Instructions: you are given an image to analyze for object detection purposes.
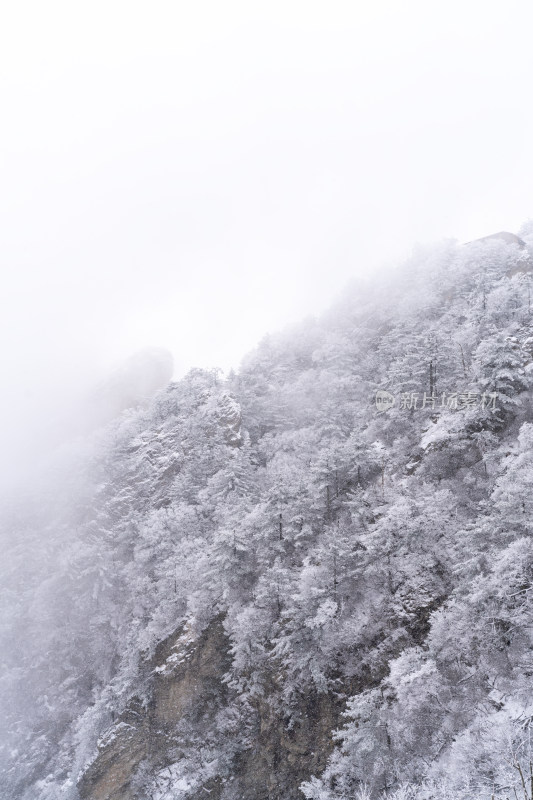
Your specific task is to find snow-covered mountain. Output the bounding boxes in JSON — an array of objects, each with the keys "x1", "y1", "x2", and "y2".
[{"x1": 3, "y1": 224, "x2": 533, "y2": 800}]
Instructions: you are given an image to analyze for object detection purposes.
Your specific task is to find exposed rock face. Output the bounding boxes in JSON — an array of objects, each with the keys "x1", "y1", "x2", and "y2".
[
  {"x1": 233, "y1": 688, "x2": 345, "y2": 800},
  {"x1": 77, "y1": 617, "x2": 345, "y2": 800},
  {"x1": 467, "y1": 231, "x2": 527, "y2": 248},
  {"x1": 78, "y1": 618, "x2": 231, "y2": 800}
]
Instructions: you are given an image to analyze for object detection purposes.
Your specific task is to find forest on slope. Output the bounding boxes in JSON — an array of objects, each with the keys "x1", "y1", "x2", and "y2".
[{"x1": 3, "y1": 225, "x2": 533, "y2": 799}]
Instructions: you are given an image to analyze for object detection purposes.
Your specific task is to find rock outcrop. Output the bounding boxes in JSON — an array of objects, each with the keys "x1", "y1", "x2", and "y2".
[
  {"x1": 78, "y1": 618, "x2": 231, "y2": 800},
  {"x1": 77, "y1": 616, "x2": 346, "y2": 800}
]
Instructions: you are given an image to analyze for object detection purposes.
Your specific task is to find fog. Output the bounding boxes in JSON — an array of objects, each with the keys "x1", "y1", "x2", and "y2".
[{"x1": 1, "y1": 0, "x2": 533, "y2": 481}]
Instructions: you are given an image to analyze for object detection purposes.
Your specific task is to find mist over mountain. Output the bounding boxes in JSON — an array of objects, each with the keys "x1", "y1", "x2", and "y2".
[
  {"x1": 3, "y1": 225, "x2": 533, "y2": 800},
  {"x1": 87, "y1": 348, "x2": 175, "y2": 428}
]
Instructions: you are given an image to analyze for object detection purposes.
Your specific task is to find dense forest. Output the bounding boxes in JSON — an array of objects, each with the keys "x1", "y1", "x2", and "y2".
[{"x1": 3, "y1": 224, "x2": 533, "y2": 799}]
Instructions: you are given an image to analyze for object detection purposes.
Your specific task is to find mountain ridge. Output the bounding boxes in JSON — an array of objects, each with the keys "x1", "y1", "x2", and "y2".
[{"x1": 3, "y1": 225, "x2": 533, "y2": 799}]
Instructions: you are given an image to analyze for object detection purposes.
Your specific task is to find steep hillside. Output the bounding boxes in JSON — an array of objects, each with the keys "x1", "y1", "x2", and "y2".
[{"x1": 3, "y1": 225, "x2": 533, "y2": 800}]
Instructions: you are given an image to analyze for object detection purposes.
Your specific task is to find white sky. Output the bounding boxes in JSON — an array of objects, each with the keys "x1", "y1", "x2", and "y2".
[{"x1": 1, "y1": 0, "x2": 533, "y2": 475}]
